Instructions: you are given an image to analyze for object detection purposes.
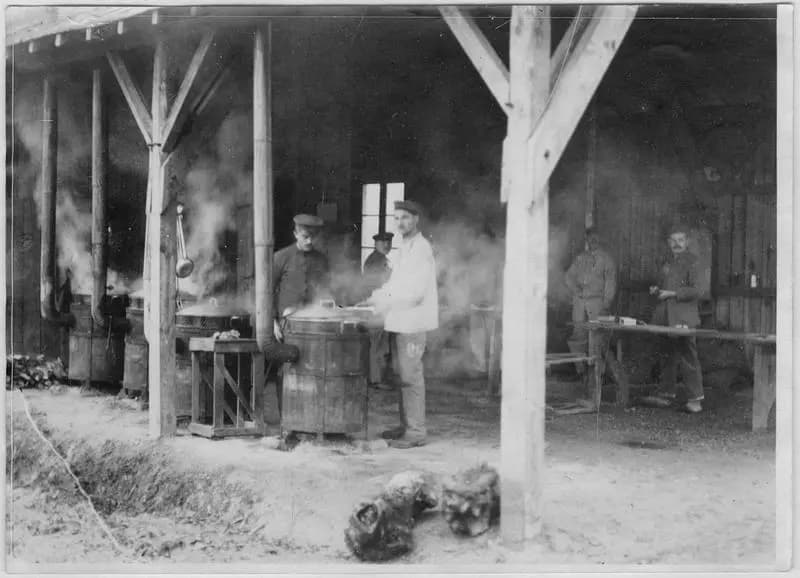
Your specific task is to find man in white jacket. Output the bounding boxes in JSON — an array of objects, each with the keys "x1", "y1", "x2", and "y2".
[{"x1": 364, "y1": 200, "x2": 438, "y2": 448}]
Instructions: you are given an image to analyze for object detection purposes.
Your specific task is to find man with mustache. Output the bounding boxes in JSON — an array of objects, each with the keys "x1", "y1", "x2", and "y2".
[{"x1": 650, "y1": 222, "x2": 704, "y2": 414}]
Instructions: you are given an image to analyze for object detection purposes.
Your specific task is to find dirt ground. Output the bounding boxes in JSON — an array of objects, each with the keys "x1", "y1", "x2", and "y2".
[{"x1": 5, "y1": 375, "x2": 777, "y2": 571}]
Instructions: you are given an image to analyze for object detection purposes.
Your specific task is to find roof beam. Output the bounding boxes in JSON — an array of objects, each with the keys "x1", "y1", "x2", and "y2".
[
  {"x1": 106, "y1": 50, "x2": 153, "y2": 143},
  {"x1": 162, "y1": 31, "x2": 215, "y2": 154},
  {"x1": 439, "y1": 6, "x2": 511, "y2": 113},
  {"x1": 526, "y1": 5, "x2": 637, "y2": 203}
]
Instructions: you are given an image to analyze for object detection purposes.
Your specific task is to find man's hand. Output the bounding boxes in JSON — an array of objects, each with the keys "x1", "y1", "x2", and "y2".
[
  {"x1": 658, "y1": 290, "x2": 677, "y2": 300},
  {"x1": 649, "y1": 285, "x2": 660, "y2": 296},
  {"x1": 273, "y1": 319, "x2": 284, "y2": 342}
]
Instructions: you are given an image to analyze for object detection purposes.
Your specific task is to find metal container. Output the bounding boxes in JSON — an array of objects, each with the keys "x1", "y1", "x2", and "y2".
[
  {"x1": 174, "y1": 300, "x2": 251, "y2": 418},
  {"x1": 68, "y1": 293, "x2": 126, "y2": 383},
  {"x1": 281, "y1": 308, "x2": 370, "y2": 436},
  {"x1": 122, "y1": 295, "x2": 147, "y2": 392}
]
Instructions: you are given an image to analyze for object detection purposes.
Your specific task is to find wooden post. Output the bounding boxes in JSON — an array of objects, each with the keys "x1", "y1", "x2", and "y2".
[
  {"x1": 147, "y1": 39, "x2": 177, "y2": 437},
  {"x1": 39, "y1": 77, "x2": 58, "y2": 320},
  {"x1": 585, "y1": 102, "x2": 596, "y2": 229},
  {"x1": 500, "y1": 5, "x2": 550, "y2": 548},
  {"x1": 91, "y1": 68, "x2": 108, "y2": 329},
  {"x1": 253, "y1": 25, "x2": 275, "y2": 351}
]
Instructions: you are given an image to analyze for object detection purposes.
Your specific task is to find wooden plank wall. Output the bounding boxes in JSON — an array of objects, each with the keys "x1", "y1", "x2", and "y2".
[{"x1": 713, "y1": 192, "x2": 776, "y2": 364}]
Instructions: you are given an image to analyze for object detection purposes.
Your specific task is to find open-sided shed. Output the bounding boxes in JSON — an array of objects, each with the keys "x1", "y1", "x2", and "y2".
[{"x1": 6, "y1": 3, "x2": 792, "y2": 548}]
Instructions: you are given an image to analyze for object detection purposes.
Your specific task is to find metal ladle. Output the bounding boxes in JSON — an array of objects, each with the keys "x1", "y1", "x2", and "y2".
[{"x1": 175, "y1": 203, "x2": 194, "y2": 278}]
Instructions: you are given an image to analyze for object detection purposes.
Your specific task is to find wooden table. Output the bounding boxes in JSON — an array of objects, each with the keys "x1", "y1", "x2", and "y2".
[
  {"x1": 188, "y1": 338, "x2": 265, "y2": 438},
  {"x1": 582, "y1": 321, "x2": 776, "y2": 431}
]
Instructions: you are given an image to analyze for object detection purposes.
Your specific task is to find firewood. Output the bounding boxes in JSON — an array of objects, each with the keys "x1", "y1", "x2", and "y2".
[
  {"x1": 7, "y1": 354, "x2": 67, "y2": 390},
  {"x1": 344, "y1": 470, "x2": 438, "y2": 562},
  {"x1": 441, "y1": 463, "x2": 500, "y2": 537}
]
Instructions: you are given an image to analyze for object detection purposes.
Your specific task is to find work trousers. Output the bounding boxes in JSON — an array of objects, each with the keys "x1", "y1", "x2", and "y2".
[
  {"x1": 390, "y1": 332, "x2": 427, "y2": 439},
  {"x1": 368, "y1": 329, "x2": 390, "y2": 383},
  {"x1": 658, "y1": 336, "x2": 704, "y2": 400}
]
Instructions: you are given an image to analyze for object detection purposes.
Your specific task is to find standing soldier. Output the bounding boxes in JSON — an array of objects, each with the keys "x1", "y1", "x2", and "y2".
[
  {"x1": 271, "y1": 214, "x2": 330, "y2": 412},
  {"x1": 362, "y1": 232, "x2": 394, "y2": 387},
  {"x1": 650, "y1": 222, "x2": 704, "y2": 413},
  {"x1": 363, "y1": 200, "x2": 438, "y2": 449},
  {"x1": 564, "y1": 227, "x2": 617, "y2": 381}
]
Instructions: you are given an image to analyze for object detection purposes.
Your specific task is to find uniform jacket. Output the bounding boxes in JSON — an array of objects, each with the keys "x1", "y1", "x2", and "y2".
[
  {"x1": 564, "y1": 248, "x2": 617, "y2": 308},
  {"x1": 370, "y1": 232, "x2": 438, "y2": 334},
  {"x1": 272, "y1": 244, "x2": 330, "y2": 318},
  {"x1": 651, "y1": 251, "x2": 701, "y2": 328}
]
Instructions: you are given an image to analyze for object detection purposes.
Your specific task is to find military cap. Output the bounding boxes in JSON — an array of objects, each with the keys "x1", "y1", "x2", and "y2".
[
  {"x1": 293, "y1": 214, "x2": 324, "y2": 227},
  {"x1": 394, "y1": 200, "x2": 422, "y2": 216},
  {"x1": 372, "y1": 232, "x2": 394, "y2": 241},
  {"x1": 665, "y1": 220, "x2": 691, "y2": 236}
]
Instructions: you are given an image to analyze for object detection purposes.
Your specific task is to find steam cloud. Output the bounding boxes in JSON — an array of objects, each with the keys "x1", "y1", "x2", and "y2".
[
  {"x1": 177, "y1": 113, "x2": 253, "y2": 302},
  {"x1": 10, "y1": 78, "x2": 141, "y2": 297}
]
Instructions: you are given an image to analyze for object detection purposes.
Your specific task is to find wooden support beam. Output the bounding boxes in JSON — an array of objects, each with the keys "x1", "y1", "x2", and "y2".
[
  {"x1": 147, "y1": 38, "x2": 177, "y2": 438},
  {"x1": 525, "y1": 5, "x2": 637, "y2": 204},
  {"x1": 499, "y1": 6, "x2": 594, "y2": 203},
  {"x1": 439, "y1": 6, "x2": 511, "y2": 112},
  {"x1": 500, "y1": 5, "x2": 550, "y2": 548},
  {"x1": 253, "y1": 25, "x2": 276, "y2": 351},
  {"x1": 162, "y1": 31, "x2": 215, "y2": 154},
  {"x1": 106, "y1": 51, "x2": 153, "y2": 143},
  {"x1": 161, "y1": 67, "x2": 230, "y2": 167},
  {"x1": 585, "y1": 101, "x2": 597, "y2": 229},
  {"x1": 91, "y1": 68, "x2": 109, "y2": 330}
]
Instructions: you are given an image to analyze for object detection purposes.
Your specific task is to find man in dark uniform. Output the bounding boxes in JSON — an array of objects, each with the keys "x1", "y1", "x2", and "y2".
[
  {"x1": 272, "y1": 214, "x2": 331, "y2": 338},
  {"x1": 270, "y1": 214, "x2": 330, "y2": 414},
  {"x1": 650, "y1": 222, "x2": 704, "y2": 413},
  {"x1": 362, "y1": 232, "x2": 393, "y2": 386},
  {"x1": 363, "y1": 232, "x2": 393, "y2": 295}
]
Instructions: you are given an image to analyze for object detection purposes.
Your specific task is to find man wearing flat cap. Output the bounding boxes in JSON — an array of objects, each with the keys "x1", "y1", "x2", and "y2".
[
  {"x1": 363, "y1": 200, "x2": 438, "y2": 449},
  {"x1": 273, "y1": 214, "x2": 331, "y2": 337},
  {"x1": 362, "y1": 232, "x2": 394, "y2": 386},
  {"x1": 650, "y1": 221, "x2": 704, "y2": 413}
]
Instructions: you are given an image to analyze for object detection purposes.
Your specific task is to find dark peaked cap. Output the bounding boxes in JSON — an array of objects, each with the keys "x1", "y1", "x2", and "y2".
[
  {"x1": 394, "y1": 200, "x2": 423, "y2": 215},
  {"x1": 373, "y1": 232, "x2": 394, "y2": 241},
  {"x1": 293, "y1": 214, "x2": 324, "y2": 227}
]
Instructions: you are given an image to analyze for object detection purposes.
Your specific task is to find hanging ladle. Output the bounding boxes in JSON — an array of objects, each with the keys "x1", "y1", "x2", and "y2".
[{"x1": 175, "y1": 203, "x2": 194, "y2": 278}]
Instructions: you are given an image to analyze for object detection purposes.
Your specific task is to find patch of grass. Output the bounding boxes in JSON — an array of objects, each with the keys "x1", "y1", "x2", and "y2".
[{"x1": 7, "y1": 406, "x2": 261, "y2": 531}]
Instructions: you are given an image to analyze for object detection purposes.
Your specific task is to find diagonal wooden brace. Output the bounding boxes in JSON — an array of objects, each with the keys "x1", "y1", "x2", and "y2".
[
  {"x1": 106, "y1": 50, "x2": 153, "y2": 143},
  {"x1": 439, "y1": 6, "x2": 511, "y2": 113},
  {"x1": 523, "y1": 5, "x2": 637, "y2": 206}
]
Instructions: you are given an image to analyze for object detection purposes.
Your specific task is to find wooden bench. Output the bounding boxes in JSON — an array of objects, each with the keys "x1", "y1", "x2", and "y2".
[{"x1": 188, "y1": 337, "x2": 266, "y2": 438}]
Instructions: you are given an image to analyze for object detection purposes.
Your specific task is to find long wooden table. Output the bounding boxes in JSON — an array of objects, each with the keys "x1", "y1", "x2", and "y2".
[{"x1": 582, "y1": 321, "x2": 776, "y2": 431}]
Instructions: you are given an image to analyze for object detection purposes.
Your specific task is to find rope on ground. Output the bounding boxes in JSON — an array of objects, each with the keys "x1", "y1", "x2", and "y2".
[{"x1": 16, "y1": 388, "x2": 131, "y2": 556}]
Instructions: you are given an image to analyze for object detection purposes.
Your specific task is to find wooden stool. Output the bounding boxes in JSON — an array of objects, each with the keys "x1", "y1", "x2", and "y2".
[{"x1": 188, "y1": 338, "x2": 265, "y2": 438}]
